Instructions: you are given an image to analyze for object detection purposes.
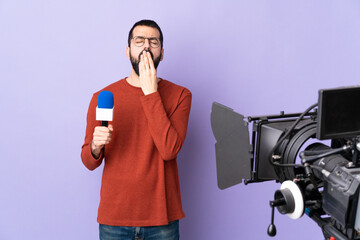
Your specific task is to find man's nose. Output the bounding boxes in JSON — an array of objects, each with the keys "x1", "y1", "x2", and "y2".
[{"x1": 143, "y1": 38, "x2": 151, "y2": 48}]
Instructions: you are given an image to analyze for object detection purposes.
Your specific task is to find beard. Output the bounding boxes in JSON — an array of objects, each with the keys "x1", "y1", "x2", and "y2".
[{"x1": 130, "y1": 49, "x2": 161, "y2": 76}]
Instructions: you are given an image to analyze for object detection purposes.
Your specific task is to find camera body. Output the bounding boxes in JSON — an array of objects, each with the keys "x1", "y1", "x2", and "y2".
[{"x1": 211, "y1": 86, "x2": 360, "y2": 240}]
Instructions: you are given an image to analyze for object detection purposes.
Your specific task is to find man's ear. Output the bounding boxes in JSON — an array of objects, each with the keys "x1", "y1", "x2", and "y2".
[
  {"x1": 160, "y1": 48, "x2": 164, "y2": 61},
  {"x1": 126, "y1": 46, "x2": 130, "y2": 59}
]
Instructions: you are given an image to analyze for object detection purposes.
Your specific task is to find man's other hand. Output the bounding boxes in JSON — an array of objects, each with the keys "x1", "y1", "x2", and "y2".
[{"x1": 91, "y1": 124, "x2": 113, "y2": 158}]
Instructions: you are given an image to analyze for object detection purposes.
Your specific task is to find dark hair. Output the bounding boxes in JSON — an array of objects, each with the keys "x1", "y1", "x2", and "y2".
[{"x1": 128, "y1": 19, "x2": 163, "y2": 49}]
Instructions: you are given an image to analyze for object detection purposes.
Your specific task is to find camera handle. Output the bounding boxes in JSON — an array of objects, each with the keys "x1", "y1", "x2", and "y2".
[
  {"x1": 267, "y1": 192, "x2": 295, "y2": 237},
  {"x1": 268, "y1": 194, "x2": 293, "y2": 237},
  {"x1": 267, "y1": 202, "x2": 278, "y2": 237}
]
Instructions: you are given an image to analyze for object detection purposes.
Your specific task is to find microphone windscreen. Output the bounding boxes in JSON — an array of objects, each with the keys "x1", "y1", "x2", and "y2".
[
  {"x1": 96, "y1": 91, "x2": 114, "y2": 122},
  {"x1": 98, "y1": 91, "x2": 114, "y2": 109}
]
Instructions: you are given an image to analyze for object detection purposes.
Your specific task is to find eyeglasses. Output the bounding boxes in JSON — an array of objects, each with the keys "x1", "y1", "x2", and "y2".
[{"x1": 132, "y1": 36, "x2": 161, "y2": 48}]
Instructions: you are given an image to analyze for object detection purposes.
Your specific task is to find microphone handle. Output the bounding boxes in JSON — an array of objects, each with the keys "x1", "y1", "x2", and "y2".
[{"x1": 101, "y1": 121, "x2": 108, "y2": 127}]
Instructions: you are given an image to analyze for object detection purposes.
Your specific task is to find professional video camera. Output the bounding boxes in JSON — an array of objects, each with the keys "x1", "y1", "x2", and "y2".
[{"x1": 211, "y1": 86, "x2": 360, "y2": 240}]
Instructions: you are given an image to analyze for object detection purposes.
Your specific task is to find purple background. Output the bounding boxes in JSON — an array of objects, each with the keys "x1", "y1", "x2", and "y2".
[{"x1": 2, "y1": 1, "x2": 360, "y2": 239}]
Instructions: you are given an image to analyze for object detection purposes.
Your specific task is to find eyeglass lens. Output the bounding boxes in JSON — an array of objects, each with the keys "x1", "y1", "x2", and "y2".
[{"x1": 133, "y1": 37, "x2": 160, "y2": 48}]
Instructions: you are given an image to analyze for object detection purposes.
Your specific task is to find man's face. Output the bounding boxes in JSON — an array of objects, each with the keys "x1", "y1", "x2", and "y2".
[{"x1": 127, "y1": 26, "x2": 163, "y2": 76}]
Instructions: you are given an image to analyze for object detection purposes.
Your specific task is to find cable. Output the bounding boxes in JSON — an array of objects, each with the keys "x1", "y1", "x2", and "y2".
[
  {"x1": 301, "y1": 145, "x2": 351, "y2": 164},
  {"x1": 268, "y1": 103, "x2": 318, "y2": 168}
]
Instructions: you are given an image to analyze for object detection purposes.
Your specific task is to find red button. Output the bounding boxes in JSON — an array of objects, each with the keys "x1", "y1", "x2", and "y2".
[{"x1": 330, "y1": 236, "x2": 336, "y2": 240}]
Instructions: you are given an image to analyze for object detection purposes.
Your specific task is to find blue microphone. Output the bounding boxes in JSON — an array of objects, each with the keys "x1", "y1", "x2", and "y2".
[{"x1": 96, "y1": 91, "x2": 114, "y2": 127}]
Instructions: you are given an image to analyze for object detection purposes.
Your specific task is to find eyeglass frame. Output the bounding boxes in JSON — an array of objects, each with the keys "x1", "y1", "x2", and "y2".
[{"x1": 131, "y1": 36, "x2": 162, "y2": 48}]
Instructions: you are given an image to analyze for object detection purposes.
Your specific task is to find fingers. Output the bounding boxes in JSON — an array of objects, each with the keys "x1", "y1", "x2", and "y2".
[
  {"x1": 146, "y1": 51, "x2": 155, "y2": 71},
  {"x1": 143, "y1": 52, "x2": 149, "y2": 70},
  {"x1": 139, "y1": 51, "x2": 158, "y2": 95},
  {"x1": 140, "y1": 51, "x2": 155, "y2": 71},
  {"x1": 94, "y1": 126, "x2": 111, "y2": 133},
  {"x1": 139, "y1": 52, "x2": 149, "y2": 78},
  {"x1": 139, "y1": 54, "x2": 144, "y2": 75},
  {"x1": 93, "y1": 126, "x2": 113, "y2": 147},
  {"x1": 93, "y1": 126, "x2": 112, "y2": 138}
]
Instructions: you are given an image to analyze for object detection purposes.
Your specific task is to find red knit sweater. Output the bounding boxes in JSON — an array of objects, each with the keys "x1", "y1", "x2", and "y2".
[{"x1": 81, "y1": 78, "x2": 192, "y2": 226}]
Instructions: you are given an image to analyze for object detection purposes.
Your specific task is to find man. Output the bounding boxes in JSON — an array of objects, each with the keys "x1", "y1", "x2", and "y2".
[{"x1": 81, "y1": 19, "x2": 192, "y2": 240}]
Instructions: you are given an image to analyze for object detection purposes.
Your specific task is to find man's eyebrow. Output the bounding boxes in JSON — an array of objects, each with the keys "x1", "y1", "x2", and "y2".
[{"x1": 134, "y1": 36, "x2": 159, "y2": 39}]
